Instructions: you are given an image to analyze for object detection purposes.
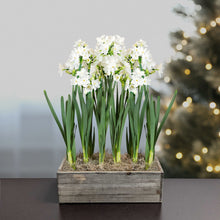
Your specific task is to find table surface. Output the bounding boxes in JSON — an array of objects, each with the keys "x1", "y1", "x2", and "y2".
[{"x1": 0, "y1": 178, "x2": 220, "y2": 220}]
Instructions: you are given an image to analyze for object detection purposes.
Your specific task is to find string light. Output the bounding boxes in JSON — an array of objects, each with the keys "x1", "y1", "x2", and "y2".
[
  {"x1": 184, "y1": 69, "x2": 191, "y2": 75},
  {"x1": 186, "y1": 97, "x2": 192, "y2": 104},
  {"x1": 210, "y1": 20, "x2": 217, "y2": 27},
  {"x1": 164, "y1": 144, "x2": 170, "y2": 149},
  {"x1": 165, "y1": 129, "x2": 172, "y2": 136},
  {"x1": 193, "y1": 154, "x2": 201, "y2": 162},
  {"x1": 218, "y1": 131, "x2": 220, "y2": 137},
  {"x1": 213, "y1": 108, "x2": 220, "y2": 115},
  {"x1": 186, "y1": 55, "x2": 192, "y2": 62},
  {"x1": 209, "y1": 102, "x2": 216, "y2": 109},
  {"x1": 195, "y1": 4, "x2": 202, "y2": 11},
  {"x1": 176, "y1": 152, "x2": 183, "y2": 159},
  {"x1": 205, "y1": 63, "x2": 212, "y2": 70},
  {"x1": 214, "y1": 165, "x2": 220, "y2": 172},
  {"x1": 218, "y1": 86, "x2": 220, "y2": 92},
  {"x1": 216, "y1": 17, "x2": 220, "y2": 24},
  {"x1": 176, "y1": 44, "x2": 183, "y2": 51},
  {"x1": 199, "y1": 27, "x2": 207, "y2": 34},
  {"x1": 164, "y1": 76, "x2": 171, "y2": 83},
  {"x1": 183, "y1": 32, "x2": 189, "y2": 38},
  {"x1": 202, "y1": 147, "x2": 208, "y2": 154},
  {"x1": 155, "y1": 145, "x2": 161, "y2": 152},
  {"x1": 206, "y1": 165, "x2": 213, "y2": 172},
  {"x1": 181, "y1": 40, "x2": 187, "y2": 45},
  {"x1": 182, "y1": 101, "x2": 189, "y2": 108}
]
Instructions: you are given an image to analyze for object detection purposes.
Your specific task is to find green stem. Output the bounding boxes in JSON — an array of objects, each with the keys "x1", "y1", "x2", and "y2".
[
  {"x1": 132, "y1": 148, "x2": 139, "y2": 162},
  {"x1": 82, "y1": 147, "x2": 89, "y2": 163},
  {"x1": 67, "y1": 150, "x2": 73, "y2": 166},
  {"x1": 115, "y1": 151, "x2": 121, "y2": 163},
  {"x1": 148, "y1": 150, "x2": 154, "y2": 165},
  {"x1": 99, "y1": 151, "x2": 105, "y2": 164},
  {"x1": 145, "y1": 150, "x2": 154, "y2": 169}
]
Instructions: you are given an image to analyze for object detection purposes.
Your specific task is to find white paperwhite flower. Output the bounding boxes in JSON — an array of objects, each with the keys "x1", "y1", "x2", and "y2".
[
  {"x1": 75, "y1": 46, "x2": 91, "y2": 60},
  {"x1": 142, "y1": 76, "x2": 151, "y2": 86},
  {"x1": 79, "y1": 77, "x2": 90, "y2": 87},
  {"x1": 129, "y1": 83, "x2": 137, "y2": 94},
  {"x1": 102, "y1": 55, "x2": 119, "y2": 75},
  {"x1": 76, "y1": 68, "x2": 90, "y2": 77},
  {"x1": 58, "y1": 63, "x2": 64, "y2": 77},
  {"x1": 121, "y1": 61, "x2": 131, "y2": 76},
  {"x1": 157, "y1": 64, "x2": 163, "y2": 77},
  {"x1": 65, "y1": 51, "x2": 80, "y2": 70},
  {"x1": 115, "y1": 35, "x2": 125, "y2": 45},
  {"x1": 96, "y1": 35, "x2": 125, "y2": 56},
  {"x1": 84, "y1": 84, "x2": 92, "y2": 94},
  {"x1": 125, "y1": 79, "x2": 130, "y2": 91},
  {"x1": 131, "y1": 77, "x2": 143, "y2": 87},
  {"x1": 133, "y1": 68, "x2": 145, "y2": 77},
  {"x1": 90, "y1": 64, "x2": 98, "y2": 75},
  {"x1": 113, "y1": 74, "x2": 121, "y2": 82},
  {"x1": 75, "y1": 69, "x2": 91, "y2": 87},
  {"x1": 70, "y1": 76, "x2": 79, "y2": 86},
  {"x1": 74, "y1": 40, "x2": 88, "y2": 48},
  {"x1": 91, "y1": 79, "x2": 101, "y2": 90}
]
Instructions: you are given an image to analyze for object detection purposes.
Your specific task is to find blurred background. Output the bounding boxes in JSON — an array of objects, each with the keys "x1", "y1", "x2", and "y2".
[{"x1": 0, "y1": 0, "x2": 219, "y2": 177}]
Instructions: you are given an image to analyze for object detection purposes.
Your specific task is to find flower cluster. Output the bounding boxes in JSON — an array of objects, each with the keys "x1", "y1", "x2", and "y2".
[{"x1": 59, "y1": 35, "x2": 160, "y2": 94}]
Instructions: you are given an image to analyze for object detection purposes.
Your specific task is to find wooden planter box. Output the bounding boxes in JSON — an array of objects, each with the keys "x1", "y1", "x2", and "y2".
[{"x1": 57, "y1": 157, "x2": 163, "y2": 203}]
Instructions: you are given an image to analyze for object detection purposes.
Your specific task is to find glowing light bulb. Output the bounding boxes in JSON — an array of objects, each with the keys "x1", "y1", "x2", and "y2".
[
  {"x1": 209, "y1": 102, "x2": 216, "y2": 109},
  {"x1": 176, "y1": 44, "x2": 183, "y2": 51},
  {"x1": 195, "y1": 5, "x2": 202, "y2": 11},
  {"x1": 176, "y1": 152, "x2": 183, "y2": 159},
  {"x1": 164, "y1": 76, "x2": 171, "y2": 83},
  {"x1": 206, "y1": 165, "x2": 213, "y2": 172},
  {"x1": 164, "y1": 144, "x2": 170, "y2": 149},
  {"x1": 205, "y1": 63, "x2": 212, "y2": 70},
  {"x1": 218, "y1": 86, "x2": 220, "y2": 92},
  {"x1": 184, "y1": 69, "x2": 191, "y2": 75},
  {"x1": 165, "y1": 129, "x2": 172, "y2": 136},
  {"x1": 210, "y1": 20, "x2": 216, "y2": 27},
  {"x1": 183, "y1": 32, "x2": 188, "y2": 38},
  {"x1": 214, "y1": 165, "x2": 220, "y2": 172},
  {"x1": 193, "y1": 154, "x2": 201, "y2": 162},
  {"x1": 200, "y1": 27, "x2": 207, "y2": 34},
  {"x1": 213, "y1": 109, "x2": 220, "y2": 115},
  {"x1": 202, "y1": 147, "x2": 208, "y2": 154},
  {"x1": 186, "y1": 55, "x2": 192, "y2": 62},
  {"x1": 216, "y1": 17, "x2": 220, "y2": 24},
  {"x1": 182, "y1": 101, "x2": 189, "y2": 108},
  {"x1": 181, "y1": 40, "x2": 187, "y2": 45},
  {"x1": 186, "y1": 97, "x2": 192, "y2": 104},
  {"x1": 155, "y1": 145, "x2": 161, "y2": 152},
  {"x1": 218, "y1": 131, "x2": 220, "y2": 137}
]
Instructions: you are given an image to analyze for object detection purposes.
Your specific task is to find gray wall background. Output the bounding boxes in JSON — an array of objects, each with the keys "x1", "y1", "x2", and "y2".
[{"x1": 0, "y1": 0, "x2": 192, "y2": 177}]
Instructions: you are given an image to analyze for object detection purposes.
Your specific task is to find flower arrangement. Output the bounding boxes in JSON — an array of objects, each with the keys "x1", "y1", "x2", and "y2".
[{"x1": 44, "y1": 35, "x2": 177, "y2": 169}]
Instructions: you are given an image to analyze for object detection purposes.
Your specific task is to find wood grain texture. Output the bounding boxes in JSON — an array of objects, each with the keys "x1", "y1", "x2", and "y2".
[{"x1": 57, "y1": 157, "x2": 163, "y2": 203}]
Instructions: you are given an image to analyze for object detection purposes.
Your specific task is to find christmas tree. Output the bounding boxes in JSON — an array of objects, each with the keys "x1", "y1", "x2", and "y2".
[{"x1": 157, "y1": 0, "x2": 220, "y2": 178}]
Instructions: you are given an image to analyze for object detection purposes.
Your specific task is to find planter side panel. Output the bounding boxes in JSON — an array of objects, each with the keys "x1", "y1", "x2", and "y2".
[{"x1": 57, "y1": 160, "x2": 163, "y2": 203}]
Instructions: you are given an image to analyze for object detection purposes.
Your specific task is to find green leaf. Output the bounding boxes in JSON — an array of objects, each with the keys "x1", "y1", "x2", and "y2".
[
  {"x1": 60, "y1": 96, "x2": 66, "y2": 138},
  {"x1": 44, "y1": 90, "x2": 65, "y2": 141},
  {"x1": 155, "y1": 90, "x2": 177, "y2": 142},
  {"x1": 66, "y1": 95, "x2": 72, "y2": 151},
  {"x1": 149, "y1": 95, "x2": 156, "y2": 150}
]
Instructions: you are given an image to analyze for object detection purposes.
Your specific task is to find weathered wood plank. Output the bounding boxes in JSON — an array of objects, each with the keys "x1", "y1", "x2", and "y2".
[
  {"x1": 57, "y1": 173, "x2": 161, "y2": 184},
  {"x1": 58, "y1": 182, "x2": 160, "y2": 195},
  {"x1": 59, "y1": 194, "x2": 161, "y2": 203}
]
